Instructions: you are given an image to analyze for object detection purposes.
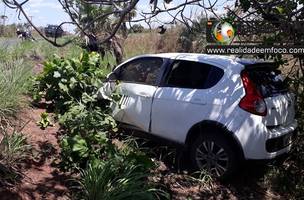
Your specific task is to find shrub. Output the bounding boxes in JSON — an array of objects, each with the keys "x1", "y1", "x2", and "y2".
[
  {"x1": 131, "y1": 24, "x2": 145, "y2": 33},
  {"x1": 32, "y1": 51, "x2": 117, "y2": 168},
  {"x1": 33, "y1": 51, "x2": 169, "y2": 198},
  {"x1": 59, "y1": 102, "x2": 117, "y2": 169},
  {"x1": 32, "y1": 51, "x2": 110, "y2": 113}
]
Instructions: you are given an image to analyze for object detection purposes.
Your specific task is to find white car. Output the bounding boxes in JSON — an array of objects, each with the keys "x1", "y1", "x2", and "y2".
[{"x1": 98, "y1": 53, "x2": 297, "y2": 178}]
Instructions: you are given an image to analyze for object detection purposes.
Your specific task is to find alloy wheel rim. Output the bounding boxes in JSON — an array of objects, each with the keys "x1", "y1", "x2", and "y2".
[{"x1": 195, "y1": 141, "x2": 229, "y2": 177}]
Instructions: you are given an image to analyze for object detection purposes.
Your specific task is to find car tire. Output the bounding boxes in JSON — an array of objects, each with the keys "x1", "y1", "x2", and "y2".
[{"x1": 189, "y1": 129, "x2": 240, "y2": 179}]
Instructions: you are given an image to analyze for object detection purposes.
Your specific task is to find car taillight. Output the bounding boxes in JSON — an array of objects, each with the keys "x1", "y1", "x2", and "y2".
[{"x1": 239, "y1": 71, "x2": 267, "y2": 116}]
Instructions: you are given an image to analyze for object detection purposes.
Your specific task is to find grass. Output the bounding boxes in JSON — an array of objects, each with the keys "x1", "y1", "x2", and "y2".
[
  {"x1": 79, "y1": 161, "x2": 157, "y2": 200},
  {"x1": 123, "y1": 32, "x2": 160, "y2": 58},
  {"x1": 0, "y1": 126, "x2": 31, "y2": 186},
  {"x1": 0, "y1": 32, "x2": 303, "y2": 199},
  {"x1": 0, "y1": 59, "x2": 32, "y2": 118},
  {"x1": 123, "y1": 27, "x2": 184, "y2": 59},
  {"x1": 0, "y1": 129, "x2": 30, "y2": 166},
  {"x1": 0, "y1": 38, "x2": 82, "y2": 119}
]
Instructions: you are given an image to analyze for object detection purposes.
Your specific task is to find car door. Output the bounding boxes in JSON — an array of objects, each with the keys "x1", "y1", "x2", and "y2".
[
  {"x1": 113, "y1": 57, "x2": 165, "y2": 132},
  {"x1": 150, "y1": 59, "x2": 225, "y2": 143}
]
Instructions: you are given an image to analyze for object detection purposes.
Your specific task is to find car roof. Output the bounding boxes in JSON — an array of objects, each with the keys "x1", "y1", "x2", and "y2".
[
  {"x1": 119, "y1": 53, "x2": 274, "y2": 73},
  {"x1": 139, "y1": 53, "x2": 272, "y2": 68}
]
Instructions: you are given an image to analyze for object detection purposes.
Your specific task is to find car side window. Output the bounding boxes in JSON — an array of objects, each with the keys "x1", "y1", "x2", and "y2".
[
  {"x1": 118, "y1": 57, "x2": 164, "y2": 85},
  {"x1": 166, "y1": 60, "x2": 224, "y2": 89}
]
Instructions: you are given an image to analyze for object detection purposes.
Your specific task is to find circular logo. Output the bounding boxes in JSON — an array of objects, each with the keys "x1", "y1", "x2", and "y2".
[{"x1": 212, "y1": 21, "x2": 235, "y2": 44}]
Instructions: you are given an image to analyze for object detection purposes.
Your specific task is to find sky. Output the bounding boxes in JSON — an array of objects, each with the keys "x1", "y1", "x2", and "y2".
[{"x1": 0, "y1": 0, "x2": 231, "y2": 32}]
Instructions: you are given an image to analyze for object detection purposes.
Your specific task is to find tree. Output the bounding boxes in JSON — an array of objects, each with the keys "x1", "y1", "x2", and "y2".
[
  {"x1": 228, "y1": 0, "x2": 304, "y2": 65},
  {"x1": 1, "y1": 0, "x2": 224, "y2": 47},
  {"x1": 131, "y1": 24, "x2": 144, "y2": 33},
  {"x1": 0, "y1": 14, "x2": 7, "y2": 35}
]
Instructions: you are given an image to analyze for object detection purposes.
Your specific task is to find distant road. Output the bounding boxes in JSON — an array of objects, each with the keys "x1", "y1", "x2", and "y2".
[{"x1": 0, "y1": 38, "x2": 19, "y2": 48}]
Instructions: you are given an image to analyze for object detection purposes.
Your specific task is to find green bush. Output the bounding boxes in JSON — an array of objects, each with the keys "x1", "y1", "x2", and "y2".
[
  {"x1": 32, "y1": 51, "x2": 116, "y2": 169},
  {"x1": 33, "y1": 52, "x2": 169, "y2": 198},
  {"x1": 32, "y1": 51, "x2": 110, "y2": 113},
  {"x1": 0, "y1": 130, "x2": 30, "y2": 166},
  {"x1": 59, "y1": 103, "x2": 117, "y2": 169},
  {"x1": 77, "y1": 140, "x2": 165, "y2": 200}
]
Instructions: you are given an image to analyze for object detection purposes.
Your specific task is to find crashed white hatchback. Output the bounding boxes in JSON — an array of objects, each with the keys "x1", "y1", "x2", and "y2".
[{"x1": 98, "y1": 53, "x2": 297, "y2": 178}]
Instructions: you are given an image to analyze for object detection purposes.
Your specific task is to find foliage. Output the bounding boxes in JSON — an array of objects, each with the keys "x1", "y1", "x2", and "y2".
[
  {"x1": 0, "y1": 129, "x2": 30, "y2": 166},
  {"x1": 32, "y1": 51, "x2": 110, "y2": 113},
  {"x1": 0, "y1": 126, "x2": 31, "y2": 186},
  {"x1": 32, "y1": 51, "x2": 169, "y2": 198},
  {"x1": 178, "y1": 17, "x2": 208, "y2": 53},
  {"x1": 79, "y1": 158, "x2": 160, "y2": 200},
  {"x1": 131, "y1": 24, "x2": 145, "y2": 33},
  {"x1": 0, "y1": 58, "x2": 32, "y2": 118},
  {"x1": 77, "y1": 138, "x2": 165, "y2": 200},
  {"x1": 36, "y1": 112, "x2": 53, "y2": 129},
  {"x1": 32, "y1": 51, "x2": 120, "y2": 169},
  {"x1": 32, "y1": 51, "x2": 115, "y2": 169},
  {"x1": 59, "y1": 102, "x2": 117, "y2": 169}
]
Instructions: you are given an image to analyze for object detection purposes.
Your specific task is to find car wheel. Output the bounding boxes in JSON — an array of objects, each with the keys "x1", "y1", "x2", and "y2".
[{"x1": 189, "y1": 131, "x2": 239, "y2": 179}]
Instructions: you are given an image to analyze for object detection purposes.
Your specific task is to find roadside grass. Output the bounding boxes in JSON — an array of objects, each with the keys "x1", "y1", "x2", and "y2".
[
  {"x1": 0, "y1": 125, "x2": 31, "y2": 186},
  {"x1": 123, "y1": 32, "x2": 160, "y2": 58},
  {"x1": 0, "y1": 38, "x2": 82, "y2": 191},
  {"x1": 123, "y1": 28, "x2": 184, "y2": 59},
  {"x1": 1, "y1": 34, "x2": 303, "y2": 199},
  {"x1": 0, "y1": 58, "x2": 32, "y2": 118},
  {"x1": 0, "y1": 38, "x2": 82, "y2": 119}
]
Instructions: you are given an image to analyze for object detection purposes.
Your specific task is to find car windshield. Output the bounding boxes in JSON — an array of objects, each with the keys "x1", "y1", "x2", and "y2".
[{"x1": 246, "y1": 68, "x2": 288, "y2": 97}]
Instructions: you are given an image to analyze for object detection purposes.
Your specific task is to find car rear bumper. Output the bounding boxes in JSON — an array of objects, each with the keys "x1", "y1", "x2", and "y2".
[
  {"x1": 259, "y1": 121, "x2": 298, "y2": 159},
  {"x1": 235, "y1": 117, "x2": 297, "y2": 160}
]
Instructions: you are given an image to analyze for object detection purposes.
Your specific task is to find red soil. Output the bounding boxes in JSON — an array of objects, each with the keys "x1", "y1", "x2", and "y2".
[{"x1": 0, "y1": 106, "x2": 70, "y2": 200}]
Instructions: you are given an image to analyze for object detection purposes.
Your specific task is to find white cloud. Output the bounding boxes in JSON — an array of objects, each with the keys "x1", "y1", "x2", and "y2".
[{"x1": 28, "y1": 0, "x2": 62, "y2": 10}]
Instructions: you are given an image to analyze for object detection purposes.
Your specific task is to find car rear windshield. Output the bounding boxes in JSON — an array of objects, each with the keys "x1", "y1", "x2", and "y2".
[{"x1": 245, "y1": 65, "x2": 288, "y2": 97}]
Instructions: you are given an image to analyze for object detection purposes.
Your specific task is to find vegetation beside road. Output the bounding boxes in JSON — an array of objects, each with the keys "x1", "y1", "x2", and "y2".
[{"x1": 0, "y1": 36, "x2": 303, "y2": 199}]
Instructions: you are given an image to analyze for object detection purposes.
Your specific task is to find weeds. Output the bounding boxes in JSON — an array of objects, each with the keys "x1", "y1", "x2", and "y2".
[
  {"x1": 79, "y1": 160, "x2": 157, "y2": 200},
  {"x1": 0, "y1": 130, "x2": 30, "y2": 165},
  {"x1": 36, "y1": 112, "x2": 53, "y2": 129},
  {"x1": 0, "y1": 124, "x2": 31, "y2": 186},
  {"x1": 0, "y1": 58, "x2": 32, "y2": 118}
]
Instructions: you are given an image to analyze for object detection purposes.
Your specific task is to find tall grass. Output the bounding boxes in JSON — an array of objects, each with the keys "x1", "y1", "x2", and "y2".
[
  {"x1": 123, "y1": 32, "x2": 160, "y2": 58},
  {"x1": 0, "y1": 129, "x2": 30, "y2": 166},
  {"x1": 123, "y1": 28, "x2": 184, "y2": 59},
  {"x1": 0, "y1": 59, "x2": 32, "y2": 118},
  {"x1": 0, "y1": 125, "x2": 31, "y2": 186},
  {"x1": 79, "y1": 153, "x2": 168, "y2": 200},
  {"x1": 0, "y1": 38, "x2": 83, "y2": 119}
]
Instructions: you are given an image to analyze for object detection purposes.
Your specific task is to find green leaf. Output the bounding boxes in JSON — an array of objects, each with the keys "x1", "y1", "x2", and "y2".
[
  {"x1": 53, "y1": 71, "x2": 61, "y2": 78},
  {"x1": 72, "y1": 136, "x2": 89, "y2": 157},
  {"x1": 58, "y1": 82, "x2": 69, "y2": 93},
  {"x1": 276, "y1": 6, "x2": 284, "y2": 14}
]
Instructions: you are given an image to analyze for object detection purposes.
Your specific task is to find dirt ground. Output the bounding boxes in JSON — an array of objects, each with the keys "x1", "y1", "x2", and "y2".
[
  {"x1": 0, "y1": 106, "x2": 70, "y2": 200},
  {"x1": 0, "y1": 104, "x2": 284, "y2": 200}
]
